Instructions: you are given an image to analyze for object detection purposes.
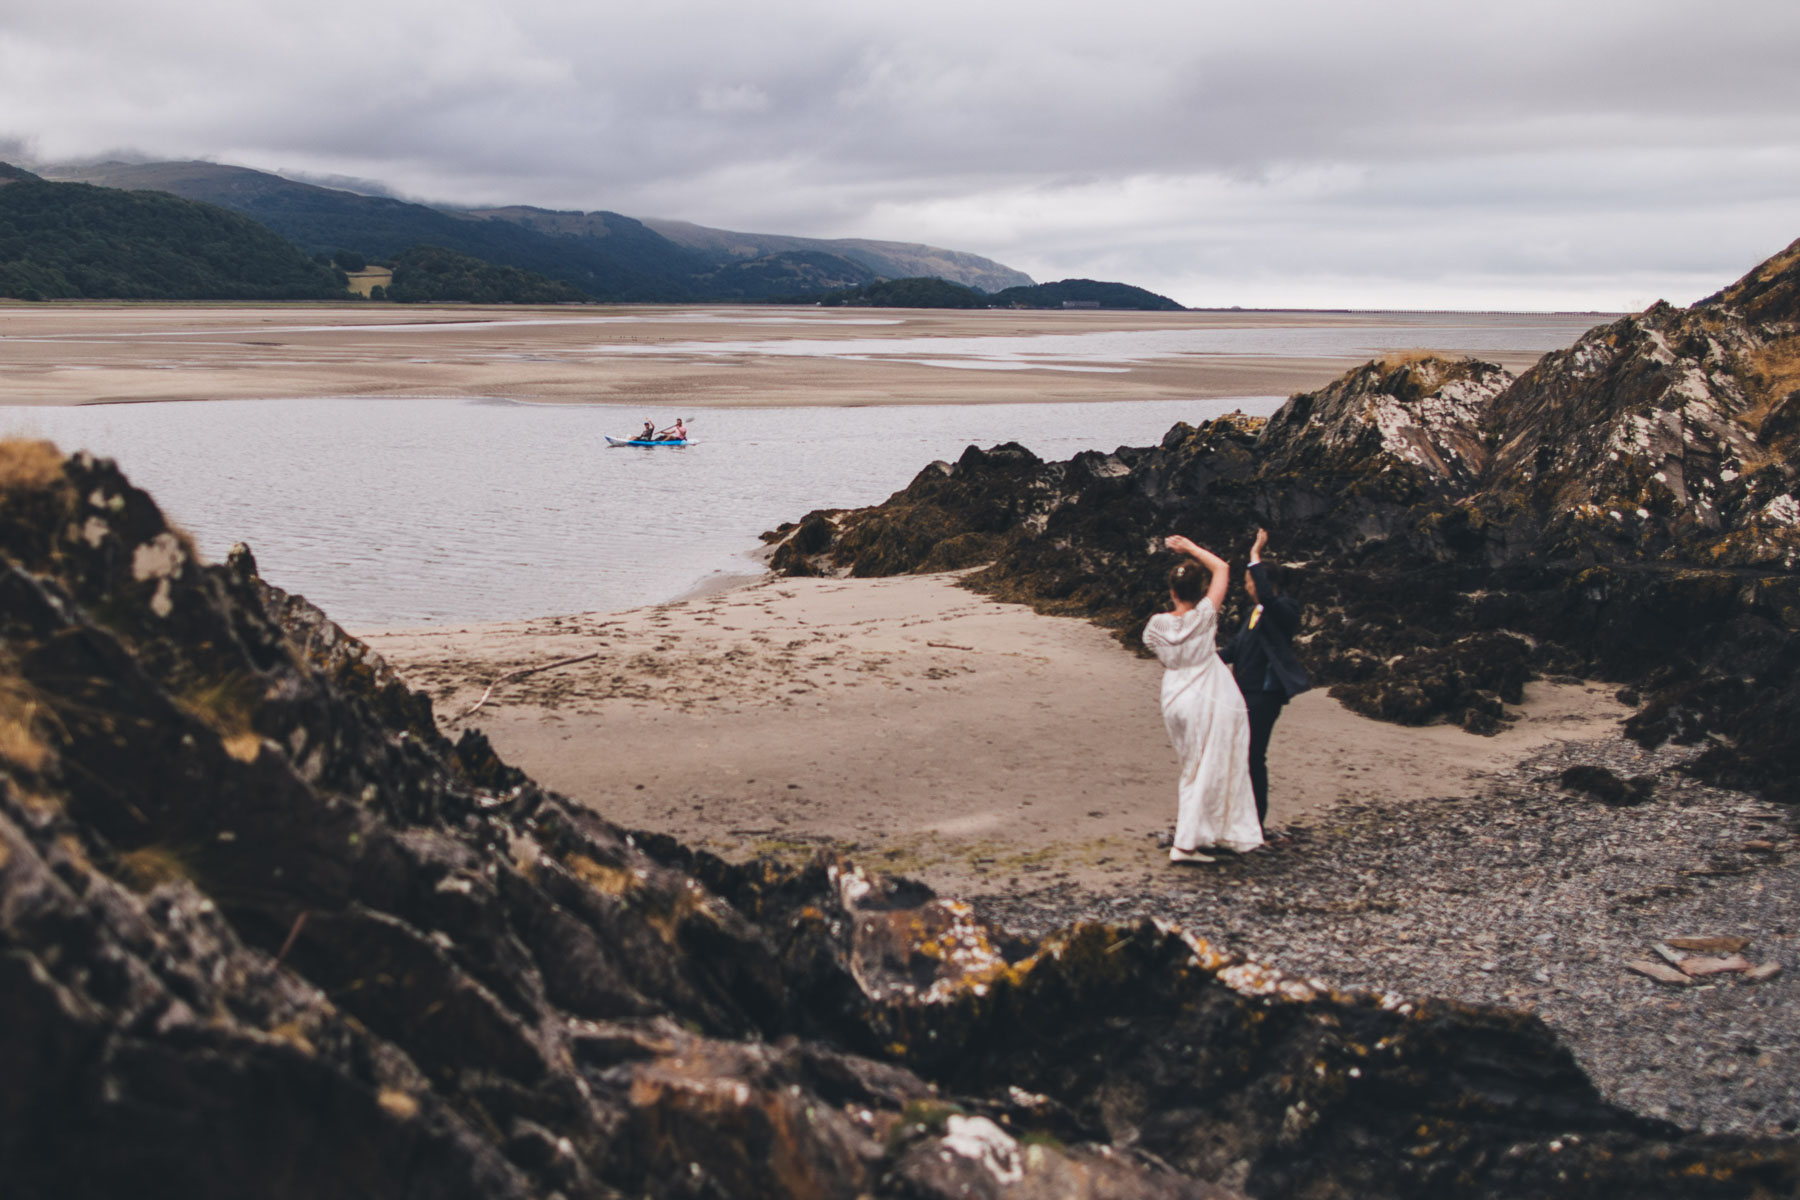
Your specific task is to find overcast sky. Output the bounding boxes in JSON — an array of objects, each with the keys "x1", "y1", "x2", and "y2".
[{"x1": 4, "y1": 0, "x2": 1796, "y2": 309}]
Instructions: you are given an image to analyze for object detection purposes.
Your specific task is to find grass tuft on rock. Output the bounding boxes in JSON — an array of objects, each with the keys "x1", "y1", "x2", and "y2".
[{"x1": 0, "y1": 438, "x2": 66, "y2": 494}]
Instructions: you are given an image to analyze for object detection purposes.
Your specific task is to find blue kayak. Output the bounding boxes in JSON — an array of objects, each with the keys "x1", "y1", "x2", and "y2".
[{"x1": 605, "y1": 436, "x2": 695, "y2": 447}]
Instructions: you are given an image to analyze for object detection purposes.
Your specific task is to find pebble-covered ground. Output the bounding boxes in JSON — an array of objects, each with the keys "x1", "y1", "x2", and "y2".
[{"x1": 969, "y1": 735, "x2": 1799, "y2": 1138}]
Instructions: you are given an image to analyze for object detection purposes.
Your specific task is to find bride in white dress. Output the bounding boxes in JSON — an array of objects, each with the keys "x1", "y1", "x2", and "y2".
[{"x1": 1142, "y1": 535, "x2": 1264, "y2": 862}]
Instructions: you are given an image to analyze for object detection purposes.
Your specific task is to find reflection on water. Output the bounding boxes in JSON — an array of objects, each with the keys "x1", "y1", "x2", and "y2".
[{"x1": 0, "y1": 396, "x2": 1286, "y2": 627}]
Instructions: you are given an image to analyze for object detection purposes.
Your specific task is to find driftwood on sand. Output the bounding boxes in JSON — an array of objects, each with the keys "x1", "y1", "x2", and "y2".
[{"x1": 454, "y1": 651, "x2": 603, "y2": 720}]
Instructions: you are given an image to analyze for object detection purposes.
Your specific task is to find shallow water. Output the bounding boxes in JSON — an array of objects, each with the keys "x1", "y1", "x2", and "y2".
[
  {"x1": 0, "y1": 309, "x2": 1611, "y2": 626},
  {"x1": 1, "y1": 395, "x2": 1288, "y2": 627},
  {"x1": 577, "y1": 314, "x2": 1606, "y2": 373}
]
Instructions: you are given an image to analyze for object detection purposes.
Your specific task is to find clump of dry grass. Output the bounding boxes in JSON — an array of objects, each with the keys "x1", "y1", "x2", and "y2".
[
  {"x1": 1374, "y1": 351, "x2": 1463, "y2": 391},
  {"x1": 0, "y1": 712, "x2": 47, "y2": 772},
  {"x1": 0, "y1": 438, "x2": 65, "y2": 495},
  {"x1": 0, "y1": 655, "x2": 54, "y2": 773},
  {"x1": 267, "y1": 1020, "x2": 319, "y2": 1057},
  {"x1": 1732, "y1": 239, "x2": 1800, "y2": 299},
  {"x1": 564, "y1": 851, "x2": 635, "y2": 896},
  {"x1": 1376, "y1": 349, "x2": 1444, "y2": 370},
  {"x1": 0, "y1": 440, "x2": 77, "y2": 572},
  {"x1": 114, "y1": 843, "x2": 196, "y2": 892},
  {"x1": 1744, "y1": 334, "x2": 1800, "y2": 431},
  {"x1": 172, "y1": 672, "x2": 264, "y2": 763}
]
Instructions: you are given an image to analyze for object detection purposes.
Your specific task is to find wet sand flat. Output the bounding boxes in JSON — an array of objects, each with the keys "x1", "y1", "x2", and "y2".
[
  {"x1": 1, "y1": 302, "x2": 1588, "y2": 407},
  {"x1": 367, "y1": 573, "x2": 1628, "y2": 899}
]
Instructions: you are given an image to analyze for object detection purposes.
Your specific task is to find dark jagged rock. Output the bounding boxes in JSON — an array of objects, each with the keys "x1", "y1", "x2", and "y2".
[
  {"x1": 772, "y1": 443, "x2": 1052, "y2": 580},
  {"x1": 1327, "y1": 630, "x2": 1529, "y2": 734},
  {"x1": 651, "y1": 848, "x2": 1800, "y2": 1199},
  {"x1": 767, "y1": 245, "x2": 1800, "y2": 788},
  {"x1": 1706, "y1": 237, "x2": 1800, "y2": 331},
  {"x1": 5, "y1": 446, "x2": 1797, "y2": 1195},
  {"x1": 1477, "y1": 302, "x2": 1791, "y2": 567}
]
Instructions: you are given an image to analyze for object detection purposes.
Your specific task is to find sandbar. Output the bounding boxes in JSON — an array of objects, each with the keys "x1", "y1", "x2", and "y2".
[{"x1": 0, "y1": 302, "x2": 1602, "y2": 408}]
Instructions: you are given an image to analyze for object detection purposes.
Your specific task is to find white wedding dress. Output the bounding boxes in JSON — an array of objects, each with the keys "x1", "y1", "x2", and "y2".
[{"x1": 1143, "y1": 601, "x2": 1264, "y2": 854}]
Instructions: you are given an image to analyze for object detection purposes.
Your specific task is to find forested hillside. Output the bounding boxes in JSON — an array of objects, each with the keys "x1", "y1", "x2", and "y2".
[
  {"x1": 810, "y1": 276, "x2": 991, "y2": 308},
  {"x1": 693, "y1": 249, "x2": 880, "y2": 299},
  {"x1": 791, "y1": 275, "x2": 1178, "y2": 310},
  {"x1": 988, "y1": 278, "x2": 1184, "y2": 310},
  {"x1": 384, "y1": 245, "x2": 587, "y2": 304},
  {"x1": 0, "y1": 173, "x2": 347, "y2": 301},
  {"x1": 40, "y1": 162, "x2": 699, "y2": 302}
]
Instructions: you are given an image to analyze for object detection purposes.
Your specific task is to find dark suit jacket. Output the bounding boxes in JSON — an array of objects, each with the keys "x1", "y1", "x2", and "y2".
[{"x1": 1218, "y1": 562, "x2": 1310, "y2": 699}]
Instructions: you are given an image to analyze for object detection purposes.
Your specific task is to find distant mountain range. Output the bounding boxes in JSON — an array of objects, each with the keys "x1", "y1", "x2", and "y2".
[
  {"x1": 9, "y1": 157, "x2": 1182, "y2": 309},
  {"x1": 35, "y1": 160, "x2": 1035, "y2": 303}
]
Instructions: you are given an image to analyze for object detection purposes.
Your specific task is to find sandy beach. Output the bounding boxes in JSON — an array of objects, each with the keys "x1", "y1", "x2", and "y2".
[
  {"x1": 369, "y1": 573, "x2": 1800, "y2": 1137},
  {"x1": 367, "y1": 572, "x2": 1627, "y2": 898},
  {"x1": 1, "y1": 302, "x2": 1596, "y2": 407}
]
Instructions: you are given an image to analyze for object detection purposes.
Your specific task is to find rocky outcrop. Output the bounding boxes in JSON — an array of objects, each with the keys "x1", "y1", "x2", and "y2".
[
  {"x1": 1258, "y1": 355, "x2": 1509, "y2": 496},
  {"x1": 1476, "y1": 303, "x2": 1792, "y2": 568},
  {"x1": 767, "y1": 243, "x2": 1800, "y2": 796},
  {"x1": 6, "y1": 446, "x2": 1798, "y2": 1194}
]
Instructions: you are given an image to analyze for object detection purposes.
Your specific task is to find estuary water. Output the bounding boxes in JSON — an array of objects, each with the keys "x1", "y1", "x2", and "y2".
[
  {"x1": 0, "y1": 309, "x2": 1612, "y2": 626},
  {"x1": 579, "y1": 314, "x2": 1607, "y2": 373},
  {"x1": 0, "y1": 395, "x2": 1289, "y2": 627}
]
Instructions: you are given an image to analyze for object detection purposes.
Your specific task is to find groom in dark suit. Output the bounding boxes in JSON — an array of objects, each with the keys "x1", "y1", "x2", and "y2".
[{"x1": 1219, "y1": 528, "x2": 1309, "y2": 832}]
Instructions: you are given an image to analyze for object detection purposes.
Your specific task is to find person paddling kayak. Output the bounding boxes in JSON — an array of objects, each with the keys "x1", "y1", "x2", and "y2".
[{"x1": 656, "y1": 418, "x2": 688, "y2": 442}]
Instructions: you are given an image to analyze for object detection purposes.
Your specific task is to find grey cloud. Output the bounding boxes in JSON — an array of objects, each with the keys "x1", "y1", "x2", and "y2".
[{"x1": 2, "y1": 0, "x2": 1796, "y2": 307}]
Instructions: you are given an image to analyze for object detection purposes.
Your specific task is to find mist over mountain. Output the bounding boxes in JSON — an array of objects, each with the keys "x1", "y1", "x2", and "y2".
[{"x1": 635, "y1": 217, "x2": 1034, "y2": 292}]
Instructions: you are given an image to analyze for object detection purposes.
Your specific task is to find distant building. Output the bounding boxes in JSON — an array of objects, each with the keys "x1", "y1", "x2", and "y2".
[
  {"x1": 1062, "y1": 300, "x2": 1101, "y2": 309},
  {"x1": 345, "y1": 267, "x2": 393, "y2": 298}
]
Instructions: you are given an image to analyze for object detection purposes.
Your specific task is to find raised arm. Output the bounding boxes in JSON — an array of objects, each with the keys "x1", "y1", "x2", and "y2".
[
  {"x1": 1246, "y1": 528, "x2": 1302, "y2": 634},
  {"x1": 1164, "y1": 535, "x2": 1230, "y2": 612}
]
